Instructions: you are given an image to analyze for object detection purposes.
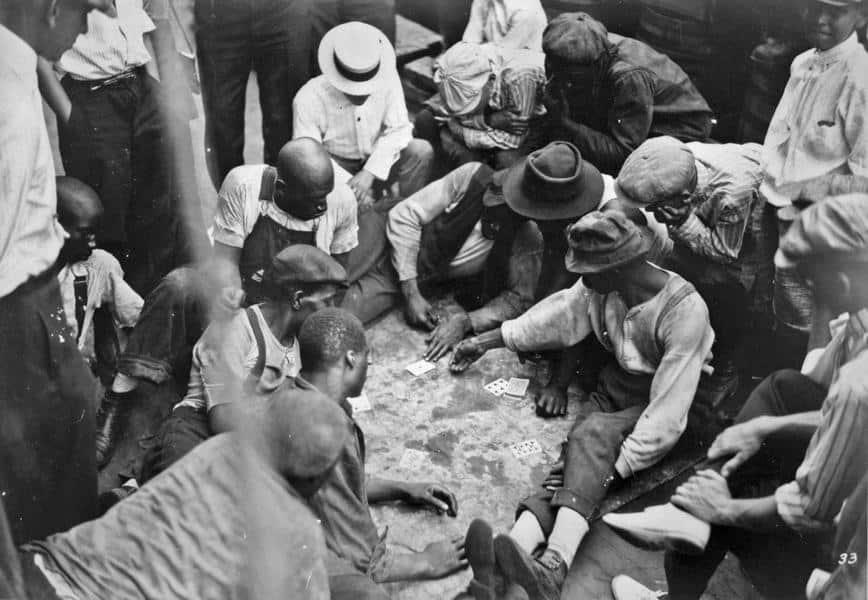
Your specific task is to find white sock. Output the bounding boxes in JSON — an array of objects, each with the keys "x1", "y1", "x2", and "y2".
[
  {"x1": 509, "y1": 511, "x2": 546, "y2": 554},
  {"x1": 111, "y1": 373, "x2": 139, "y2": 394},
  {"x1": 546, "y1": 508, "x2": 588, "y2": 567}
]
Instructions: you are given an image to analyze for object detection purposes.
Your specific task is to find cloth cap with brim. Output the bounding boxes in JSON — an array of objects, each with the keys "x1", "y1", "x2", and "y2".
[
  {"x1": 616, "y1": 136, "x2": 697, "y2": 209},
  {"x1": 565, "y1": 210, "x2": 653, "y2": 274},
  {"x1": 434, "y1": 42, "x2": 494, "y2": 116},
  {"x1": 543, "y1": 12, "x2": 610, "y2": 64},
  {"x1": 264, "y1": 245, "x2": 348, "y2": 289},
  {"x1": 501, "y1": 141, "x2": 603, "y2": 220},
  {"x1": 318, "y1": 21, "x2": 396, "y2": 97},
  {"x1": 262, "y1": 387, "x2": 352, "y2": 480},
  {"x1": 774, "y1": 193, "x2": 868, "y2": 269}
]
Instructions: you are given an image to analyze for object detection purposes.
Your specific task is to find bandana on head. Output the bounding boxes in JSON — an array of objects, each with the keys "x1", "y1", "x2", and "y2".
[{"x1": 434, "y1": 42, "x2": 499, "y2": 115}]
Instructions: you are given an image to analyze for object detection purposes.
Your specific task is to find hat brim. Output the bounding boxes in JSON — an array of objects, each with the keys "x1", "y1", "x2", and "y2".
[
  {"x1": 565, "y1": 226, "x2": 654, "y2": 274},
  {"x1": 318, "y1": 27, "x2": 396, "y2": 96},
  {"x1": 815, "y1": 0, "x2": 858, "y2": 6},
  {"x1": 502, "y1": 157, "x2": 605, "y2": 221}
]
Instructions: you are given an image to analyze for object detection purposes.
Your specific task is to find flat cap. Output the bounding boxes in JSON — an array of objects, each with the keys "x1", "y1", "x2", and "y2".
[
  {"x1": 264, "y1": 245, "x2": 348, "y2": 288},
  {"x1": 565, "y1": 210, "x2": 653, "y2": 274},
  {"x1": 775, "y1": 194, "x2": 868, "y2": 268},
  {"x1": 616, "y1": 137, "x2": 697, "y2": 207},
  {"x1": 543, "y1": 12, "x2": 611, "y2": 64}
]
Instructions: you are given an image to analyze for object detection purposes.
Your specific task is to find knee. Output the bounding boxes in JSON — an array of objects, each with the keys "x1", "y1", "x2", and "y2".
[
  {"x1": 405, "y1": 138, "x2": 434, "y2": 166},
  {"x1": 567, "y1": 412, "x2": 609, "y2": 443}
]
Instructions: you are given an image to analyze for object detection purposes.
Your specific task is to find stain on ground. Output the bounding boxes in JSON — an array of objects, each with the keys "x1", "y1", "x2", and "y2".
[{"x1": 424, "y1": 430, "x2": 459, "y2": 466}]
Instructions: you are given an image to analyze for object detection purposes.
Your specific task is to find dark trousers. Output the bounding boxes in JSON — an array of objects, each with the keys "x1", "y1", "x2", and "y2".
[
  {"x1": 519, "y1": 364, "x2": 652, "y2": 529},
  {"x1": 117, "y1": 266, "x2": 209, "y2": 390},
  {"x1": 59, "y1": 70, "x2": 188, "y2": 296},
  {"x1": 664, "y1": 369, "x2": 828, "y2": 600},
  {"x1": 196, "y1": 0, "x2": 312, "y2": 187},
  {"x1": 140, "y1": 406, "x2": 211, "y2": 483},
  {"x1": 311, "y1": 0, "x2": 396, "y2": 56},
  {"x1": 0, "y1": 269, "x2": 98, "y2": 545}
]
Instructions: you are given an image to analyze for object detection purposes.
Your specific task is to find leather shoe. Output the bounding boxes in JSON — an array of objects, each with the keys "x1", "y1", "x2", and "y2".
[
  {"x1": 95, "y1": 390, "x2": 132, "y2": 468},
  {"x1": 494, "y1": 536, "x2": 566, "y2": 600},
  {"x1": 602, "y1": 503, "x2": 710, "y2": 555}
]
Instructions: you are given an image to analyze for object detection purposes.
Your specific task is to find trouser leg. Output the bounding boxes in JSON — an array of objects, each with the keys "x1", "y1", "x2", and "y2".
[
  {"x1": 389, "y1": 138, "x2": 434, "y2": 199},
  {"x1": 341, "y1": 211, "x2": 401, "y2": 324},
  {"x1": 139, "y1": 406, "x2": 211, "y2": 483},
  {"x1": 328, "y1": 573, "x2": 390, "y2": 600},
  {"x1": 339, "y1": 0, "x2": 396, "y2": 42},
  {"x1": 116, "y1": 267, "x2": 209, "y2": 391}
]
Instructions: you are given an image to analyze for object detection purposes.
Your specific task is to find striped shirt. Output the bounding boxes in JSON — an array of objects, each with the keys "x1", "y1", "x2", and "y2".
[
  {"x1": 57, "y1": 0, "x2": 159, "y2": 80},
  {"x1": 292, "y1": 75, "x2": 413, "y2": 181},
  {"x1": 775, "y1": 309, "x2": 868, "y2": 531},
  {"x1": 760, "y1": 34, "x2": 868, "y2": 208},
  {"x1": 462, "y1": 0, "x2": 547, "y2": 51},
  {"x1": 448, "y1": 47, "x2": 546, "y2": 150},
  {"x1": 0, "y1": 26, "x2": 66, "y2": 298}
]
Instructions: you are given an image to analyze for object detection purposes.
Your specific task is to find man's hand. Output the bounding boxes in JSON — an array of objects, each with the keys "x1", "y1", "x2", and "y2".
[
  {"x1": 486, "y1": 111, "x2": 529, "y2": 136},
  {"x1": 652, "y1": 202, "x2": 692, "y2": 228},
  {"x1": 420, "y1": 537, "x2": 468, "y2": 579},
  {"x1": 543, "y1": 461, "x2": 564, "y2": 491},
  {"x1": 403, "y1": 482, "x2": 459, "y2": 516},
  {"x1": 707, "y1": 418, "x2": 770, "y2": 477},
  {"x1": 671, "y1": 470, "x2": 733, "y2": 525},
  {"x1": 532, "y1": 383, "x2": 568, "y2": 418},
  {"x1": 449, "y1": 338, "x2": 487, "y2": 373},
  {"x1": 348, "y1": 169, "x2": 377, "y2": 205},
  {"x1": 405, "y1": 293, "x2": 439, "y2": 331},
  {"x1": 425, "y1": 313, "x2": 472, "y2": 361}
]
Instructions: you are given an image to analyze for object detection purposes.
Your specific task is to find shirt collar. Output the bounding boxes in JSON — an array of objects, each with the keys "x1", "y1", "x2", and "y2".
[
  {"x1": 0, "y1": 25, "x2": 37, "y2": 83},
  {"x1": 810, "y1": 33, "x2": 861, "y2": 70},
  {"x1": 847, "y1": 308, "x2": 868, "y2": 338},
  {"x1": 294, "y1": 374, "x2": 354, "y2": 417}
]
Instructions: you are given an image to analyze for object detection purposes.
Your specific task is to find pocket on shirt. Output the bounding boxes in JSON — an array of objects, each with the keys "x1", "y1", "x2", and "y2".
[{"x1": 802, "y1": 115, "x2": 846, "y2": 162}]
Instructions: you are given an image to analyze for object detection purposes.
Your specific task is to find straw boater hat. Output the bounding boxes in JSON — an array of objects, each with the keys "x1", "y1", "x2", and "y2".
[{"x1": 318, "y1": 21, "x2": 396, "y2": 97}]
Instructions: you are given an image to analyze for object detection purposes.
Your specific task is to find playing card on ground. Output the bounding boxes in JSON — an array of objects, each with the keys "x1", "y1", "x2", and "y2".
[
  {"x1": 510, "y1": 439, "x2": 543, "y2": 458},
  {"x1": 505, "y1": 377, "x2": 530, "y2": 397},
  {"x1": 406, "y1": 359, "x2": 436, "y2": 376},
  {"x1": 348, "y1": 393, "x2": 372, "y2": 413},
  {"x1": 399, "y1": 449, "x2": 427, "y2": 470},
  {"x1": 484, "y1": 378, "x2": 508, "y2": 396}
]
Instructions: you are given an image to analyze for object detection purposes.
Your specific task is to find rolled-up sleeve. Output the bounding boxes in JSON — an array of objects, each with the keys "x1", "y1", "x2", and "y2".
[
  {"x1": 387, "y1": 163, "x2": 482, "y2": 281},
  {"x1": 615, "y1": 292, "x2": 714, "y2": 477},
  {"x1": 501, "y1": 280, "x2": 594, "y2": 352},
  {"x1": 364, "y1": 78, "x2": 413, "y2": 181},
  {"x1": 212, "y1": 169, "x2": 259, "y2": 248}
]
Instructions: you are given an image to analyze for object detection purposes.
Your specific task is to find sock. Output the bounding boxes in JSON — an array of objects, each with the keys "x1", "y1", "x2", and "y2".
[
  {"x1": 509, "y1": 511, "x2": 546, "y2": 554},
  {"x1": 111, "y1": 373, "x2": 138, "y2": 394},
  {"x1": 546, "y1": 508, "x2": 588, "y2": 567}
]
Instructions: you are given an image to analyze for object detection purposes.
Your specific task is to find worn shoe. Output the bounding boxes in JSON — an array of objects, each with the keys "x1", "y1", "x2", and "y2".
[
  {"x1": 611, "y1": 575, "x2": 664, "y2": 600},
  {"x1": 493, "y1": 536, "x2": 566, "y2": 600},
  {"x1": 464, "y1": 518, "x2": 497, "y2": 600},
  {"x1": 602, "y1": 503, "x2": 710, "y2": 555},
  {"x1": 95, "y1": 390, "x2": 132, "y2": 468}
]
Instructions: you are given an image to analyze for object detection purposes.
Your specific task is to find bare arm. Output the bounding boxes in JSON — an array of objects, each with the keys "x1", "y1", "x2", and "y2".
[{"x1": 36, "y1": 57, "x2": 71, "y2": 124}]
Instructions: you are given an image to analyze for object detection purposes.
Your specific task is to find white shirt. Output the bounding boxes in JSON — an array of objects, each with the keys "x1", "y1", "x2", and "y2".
[
  {"x1": 57, "y1": 0, "x2": 156, "y2": 80},
  {"x1": 292, "y1": 75, "x2": 413, "y2": 181},
  {"x1": 0, "y1": 26, "x2": 66, "y2": 298},
  {"x1": 212, "y1": 164, "x2": 358, "y2": 255},
  {"x1": 462, "y1": 0, "x2": 547, "y2": 51},
  {"x1": 760, "y1": 34, "x2": 868, "y2": 207}
]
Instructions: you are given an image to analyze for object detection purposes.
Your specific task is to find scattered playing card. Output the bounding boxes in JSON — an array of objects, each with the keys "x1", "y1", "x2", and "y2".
[
  {"x1": 505, "y1": 377, "x2": 530, "y2": 397},
  {"x1": 348, "y1": 393, "x2": 372, "y2": 413},
  {"x1": 399, "y1": 448, "x2": 427, "y2": 470},
  {"x1": 484, "y1": 378, "x2": 509, "y2": 396},
  {"x1": 406, "y1": 359, "x2": 436, "y2": 377},
  {"x1": 510, "y1": 439, "x2": 543, "y2": 458}
]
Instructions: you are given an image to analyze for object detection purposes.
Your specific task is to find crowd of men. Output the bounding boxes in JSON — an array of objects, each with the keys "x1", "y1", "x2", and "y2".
[{"x1": 1, "y1": 0, "x2": 867, "y2": 598}]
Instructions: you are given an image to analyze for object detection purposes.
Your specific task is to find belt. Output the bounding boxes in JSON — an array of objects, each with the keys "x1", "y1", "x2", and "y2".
[{"x1": 89, "y1": 68, "x2": 139, "y2": 91}]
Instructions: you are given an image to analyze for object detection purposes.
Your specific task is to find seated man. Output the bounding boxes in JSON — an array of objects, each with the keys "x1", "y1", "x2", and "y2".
[
  {"x1": 9, "y1": 388, "x2": 350, "y2": 600},
  {"x1": 55, "y1": 176, "x2": 143, "y2": 380},
  {"x1": 388, "y1": 141, "x2": 613, "y2": 361},
  {"x1": 451, "y1": 211, "x2": 714, "y2": 600},
  {"x1": 417, "y1": 41, "x2": 547, "y2": 170},
  {"x1": 541, "y1": 12, "x2": 713, "y2": 175},
  {"x1": 140, "y1": 245, "x2": 346, "y2": 481},
  {"x1": 604, "y1": 194, "x2": 868, "y2": 600},
  {"x1": 462, "y1": 0, "x2": 548, "y2": 51},
  {"x1": 294, "y1": 308, "x2": 467, "y2": 598},
  {"x1": 94, "y1": 138, "x2": 358, "y2": 466},
  {"x1": 294, "y1": 22, "x2": 433, "y2": 208},
  {"x1": 615, "y1": 137, "x2": 770, "y2": 394}
]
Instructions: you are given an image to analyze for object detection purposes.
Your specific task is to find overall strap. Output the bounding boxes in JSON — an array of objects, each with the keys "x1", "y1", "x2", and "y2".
[{"x1": 245, "y1": 307, "x2": 268, "y2": 380}]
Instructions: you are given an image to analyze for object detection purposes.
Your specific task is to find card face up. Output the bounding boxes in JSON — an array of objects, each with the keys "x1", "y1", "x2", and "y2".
[
  {"x1": 348, "y1": 393, "x2": 372, "y2": 413},
  {"x1": 484, "y1": 378, "x2": 508, "y2": 396},
  {"x1": 406, "y1": 360, "x2": 436, "y2": 377},
  {"x1": 505, "y1": 378, "x2": 530, "y2": 397},
  {"x1": 510, "y1": 439, "x2": 543, "y2": 458}
]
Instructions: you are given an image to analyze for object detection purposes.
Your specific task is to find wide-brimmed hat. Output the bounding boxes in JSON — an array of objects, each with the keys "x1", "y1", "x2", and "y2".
[
  {"x1": 616, "y1": 136, "x2": 697, "y2": 209},
  {"x1": 501, "y1": 141, "x2": 603, "y2": 220},
  {"x1": 565, "y1": 210, "x2": 653, "y2": 274},
  {"x1": 318, "y1": 22, "x2": 396, "y2": 96}
]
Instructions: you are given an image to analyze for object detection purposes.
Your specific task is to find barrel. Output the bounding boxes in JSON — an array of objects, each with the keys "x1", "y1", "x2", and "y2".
[
  {"x1": 542, "y1": 0, "x2": 640, "y2": 37},
  {"x1": 737, "y1": 38, "x2": 804, "y2": 143}
]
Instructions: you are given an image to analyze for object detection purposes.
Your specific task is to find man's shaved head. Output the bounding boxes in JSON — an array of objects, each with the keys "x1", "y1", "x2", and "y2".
[
  {"x1": 273, "y1": 138, "x2": 335, "y2": 219},
  {"x1": 56, "y1": 176, "x2": 102, "y2": 228}
]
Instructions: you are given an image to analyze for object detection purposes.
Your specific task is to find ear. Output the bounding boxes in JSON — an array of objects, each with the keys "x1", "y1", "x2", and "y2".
[
  {"x1": 837, "y1": 272, "x2": 852, "y2": 301},
  {"x1": 290, "y1": 289, "x2": 304, "y2": 311},
  {"x1": 44, "y1": 0, "x2": 60, "y2": 27},
  {"x1": 273, "y1": 178, "x2": 286, "y2": 202},
  {"x1": 345, "y1": 349, "x2": 358, "y2": 370}
]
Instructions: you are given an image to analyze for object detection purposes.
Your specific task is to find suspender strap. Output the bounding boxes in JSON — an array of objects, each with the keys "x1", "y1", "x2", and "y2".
[{"x1": 245, "y1": 307, "x2": 267, "y2": 380}]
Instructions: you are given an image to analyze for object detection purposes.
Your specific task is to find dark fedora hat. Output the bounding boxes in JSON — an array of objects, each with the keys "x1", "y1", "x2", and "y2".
[{"x1": 501, "y1": 141, "x2": 604, "y2": 220}]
